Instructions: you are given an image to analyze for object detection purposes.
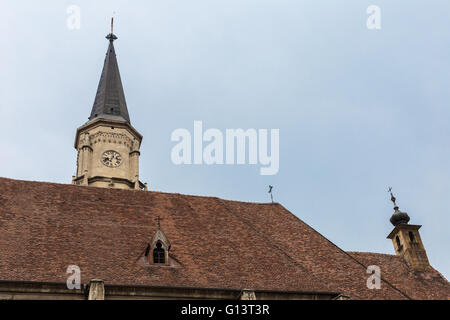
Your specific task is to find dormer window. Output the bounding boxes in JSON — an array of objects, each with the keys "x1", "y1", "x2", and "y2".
[
  {"x1": 153, "y1": 241, "x2": 165, "y2": 264},
  {"x1": 145, "y1": 217, "x2": 171, "y2": 266}
]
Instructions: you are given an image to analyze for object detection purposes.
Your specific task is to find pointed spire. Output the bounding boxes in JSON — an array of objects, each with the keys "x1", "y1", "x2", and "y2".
[{"x1": 89, "y1": 18, "x2": 130, "y2": 124}]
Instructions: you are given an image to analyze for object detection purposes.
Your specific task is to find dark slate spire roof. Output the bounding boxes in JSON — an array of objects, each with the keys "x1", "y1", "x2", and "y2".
[{"x1": 89, "y1": 31, "x2": 130, "y2": 124}]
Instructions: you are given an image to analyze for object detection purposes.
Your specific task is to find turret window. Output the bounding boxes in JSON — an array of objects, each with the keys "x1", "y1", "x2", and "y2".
[
  {"x1": 409, "y1": 231, "x2": 416, "y2": 243},
  {"x1": 395, "y1": 236, "x2": 402, "y2": 252}
]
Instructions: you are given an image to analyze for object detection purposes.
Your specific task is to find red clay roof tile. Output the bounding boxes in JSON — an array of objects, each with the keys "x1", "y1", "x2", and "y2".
[{"x1": 0, "y1": 177, "x2": 448, "y2": 299}]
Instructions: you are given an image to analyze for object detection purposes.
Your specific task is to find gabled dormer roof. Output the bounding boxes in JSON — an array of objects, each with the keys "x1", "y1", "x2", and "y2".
[{"x1": 150, "y1": 227, "x2": 171, "y2": 249}]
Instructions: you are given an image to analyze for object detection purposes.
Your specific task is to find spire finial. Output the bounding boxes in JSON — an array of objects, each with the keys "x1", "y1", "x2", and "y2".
[
  {"x1": 388, "y1": 187, "x2": 410, "y2": 226},
  {"x1": 106, "y1": 16, "x2": 118, "y2": 42},
  {"x1": 388, "y1": 187, "x2": 398, "y2": 210}
]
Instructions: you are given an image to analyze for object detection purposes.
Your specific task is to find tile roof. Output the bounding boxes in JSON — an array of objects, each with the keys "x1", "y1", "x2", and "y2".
[
  {"x1": 348, "y1": 252, "x2": 450, "y2": 300},
  {"x1": 0, "y1": 177, "x2": 448, "y2": 299}
]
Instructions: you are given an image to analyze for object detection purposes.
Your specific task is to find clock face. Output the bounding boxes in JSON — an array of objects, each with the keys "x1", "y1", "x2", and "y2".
[{"x1": 101, "y1": 150, "x2": 122, "y2": 167}]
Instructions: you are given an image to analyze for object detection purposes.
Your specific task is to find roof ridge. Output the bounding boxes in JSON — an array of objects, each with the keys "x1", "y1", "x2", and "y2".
[
  {"x1": 0, "y1": 177, "x2": 274, "y2": 205},
  {"x1": 347, "y1": 251, "x2": 398, "y2": 257}
]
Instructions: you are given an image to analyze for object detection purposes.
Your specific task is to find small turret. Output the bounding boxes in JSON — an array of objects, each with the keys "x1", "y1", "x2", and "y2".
[{"x1": 386, "y1": 188, "x2": 431, "y2": 271}]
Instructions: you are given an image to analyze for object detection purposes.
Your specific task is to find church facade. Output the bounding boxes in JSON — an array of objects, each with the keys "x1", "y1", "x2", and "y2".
[{"x1": 0, "y1": 29, "x2": 449, "y2": 300}]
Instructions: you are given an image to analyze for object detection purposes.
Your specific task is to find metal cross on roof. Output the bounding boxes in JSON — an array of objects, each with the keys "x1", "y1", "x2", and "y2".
[
  {"x1": 388, "y1": 187, "x2": 398, "y2": 209},
  {"x1": 156, "y1": 216, "x2": 163, "y2": 229}
]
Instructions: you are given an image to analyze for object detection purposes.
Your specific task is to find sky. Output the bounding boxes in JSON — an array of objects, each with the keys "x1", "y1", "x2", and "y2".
[{"x1": 1, "y1": 1, "x2": 449, "y2": 280}]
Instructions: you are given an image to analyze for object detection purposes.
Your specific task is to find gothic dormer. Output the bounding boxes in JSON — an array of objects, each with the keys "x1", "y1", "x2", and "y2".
[{"x1": 145, "y1": 217, "x2": 171, "y2": 265}]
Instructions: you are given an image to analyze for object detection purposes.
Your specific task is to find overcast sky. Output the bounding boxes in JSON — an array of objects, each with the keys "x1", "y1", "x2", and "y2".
[{"x1": 1, "y1": 0, "x2": 449, "y2": 280}]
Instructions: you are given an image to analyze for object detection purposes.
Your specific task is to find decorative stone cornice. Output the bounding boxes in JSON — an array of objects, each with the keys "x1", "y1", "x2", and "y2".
[
  {"x1": 88, "y1": 131, "x2": 134, "y2": 150},
  {"x1": 74, "y1": 118, "x2": 142, "y2": 149},
  {"x1": 86, "y1": 176, "x2": 147, "y2": 191}
]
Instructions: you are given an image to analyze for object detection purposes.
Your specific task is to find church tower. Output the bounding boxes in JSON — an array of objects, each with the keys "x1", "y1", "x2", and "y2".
[
  {"x1": 72, "y1": 20, "x2": 146, "y2": 190},
  {"x1": 386, "y1": 189, "x2": 430, "y2": 271}
]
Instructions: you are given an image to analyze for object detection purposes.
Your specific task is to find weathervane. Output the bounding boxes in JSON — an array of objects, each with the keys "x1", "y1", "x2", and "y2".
[
  {"x1": 268, "y1": 185, "x2": 274, "y2": 203},
  {"x1": 388, "y1": 187, "x2": 398, "y2": 210}
]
